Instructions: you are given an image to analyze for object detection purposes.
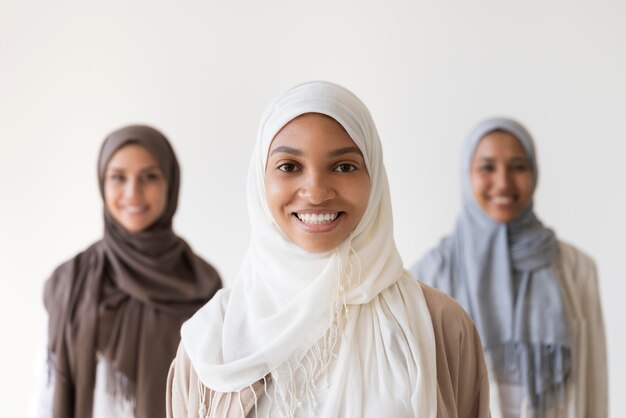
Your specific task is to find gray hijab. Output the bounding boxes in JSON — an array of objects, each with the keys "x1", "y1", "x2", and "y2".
[{"x1": 413, "y1": 117, "x2": 570, "y2": 415}]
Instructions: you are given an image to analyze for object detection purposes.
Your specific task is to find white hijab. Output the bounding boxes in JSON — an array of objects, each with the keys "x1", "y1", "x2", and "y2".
[{"x1": 182, "y1": 81, "x2": 437, "y2": 417}]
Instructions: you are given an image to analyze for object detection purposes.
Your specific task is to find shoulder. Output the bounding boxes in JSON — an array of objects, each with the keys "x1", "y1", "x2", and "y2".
[
  {"x1": 410, "y1": 236, "x2": 453, "y2": 285},
  {"x1": 419, "y1": 283, "x2": 491, "y2": 417},
  {"x1": 43, "y1": 242, "x2": 102, "y2": 310},
  {"x1": 418, "y1": 281, "x2": 486, "y2": 369},
  {"x1": 46, "y1": 242, "x2": 102, "y2": 281},
  {"x1": 419, "y1": 281, "x2": 475, "y2": 336},
  {"x1": 558, "y1": 240, "x2": 597, "y2": 271},
  {"x1": 557, "y1": 240, "x2": 599, "y2": 287}
]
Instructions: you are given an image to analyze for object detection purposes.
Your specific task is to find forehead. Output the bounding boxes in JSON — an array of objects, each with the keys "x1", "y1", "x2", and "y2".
[
  {"x1": 107, "y1": 143, "x2": 159, "y2": 169},
  {"x1": 270, "y1": 113, "x2": 358, "y2": 151},
  {"x1": 473, "y1": 130, "x2": 528, "y2": 158}
]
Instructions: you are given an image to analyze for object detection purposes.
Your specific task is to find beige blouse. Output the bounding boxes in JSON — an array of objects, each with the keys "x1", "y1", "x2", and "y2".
[{"x1": 166, "y1": 283, "x2": 491, "y2": 418}]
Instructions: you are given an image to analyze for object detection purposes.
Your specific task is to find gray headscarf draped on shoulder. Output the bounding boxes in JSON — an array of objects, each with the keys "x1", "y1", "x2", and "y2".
[{"x1": 413, "y1": 117, "x2": 570, "y2": 416}]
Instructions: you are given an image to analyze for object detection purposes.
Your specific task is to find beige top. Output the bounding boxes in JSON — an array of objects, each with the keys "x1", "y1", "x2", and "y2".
[{"x1": 166, "y1": 283, "x2": 490, "y2": 418}]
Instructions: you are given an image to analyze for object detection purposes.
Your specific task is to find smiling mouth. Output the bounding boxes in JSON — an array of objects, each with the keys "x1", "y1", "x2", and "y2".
[
  {"x1": 121, "y1": 205, "x2": 148, "y2": 214},
  {"x1": 293, "y1": 212, "x2": 342, "y2": 225},
  {"x1": 489, "y1": 195, "x2": 517, "y2": 206}
]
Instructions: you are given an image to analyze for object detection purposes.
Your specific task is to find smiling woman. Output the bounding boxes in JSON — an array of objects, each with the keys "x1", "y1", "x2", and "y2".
[
  {"x1": 166, "y1": 82, "x2": 491, "y2": 418},
  {"x1": 265, "y1": 113, "x2": 370, "y2": 253},
  {"x1": 40, "y1": 125, "x2": 222, "y2": 418},
  {"x1": 411, "y1": 118, "x2": 608, "y2": 418}
]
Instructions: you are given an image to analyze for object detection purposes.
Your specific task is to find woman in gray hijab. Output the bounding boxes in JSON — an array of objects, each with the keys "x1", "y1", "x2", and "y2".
[{"x1": 411, "y1": 118, "x2": 607, "y2": 418}]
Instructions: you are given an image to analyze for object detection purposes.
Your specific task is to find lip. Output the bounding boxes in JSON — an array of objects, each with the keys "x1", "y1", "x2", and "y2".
[{"x1": 292, "y1": 211, "x2": 344, "y2": 233}]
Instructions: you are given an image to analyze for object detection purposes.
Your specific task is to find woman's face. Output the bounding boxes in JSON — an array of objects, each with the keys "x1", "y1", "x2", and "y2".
[
  {"x1": 470, "y1": 130, "x2": 533, "y2": 223},
  {"x1": 265, "y1": 113, "x2": 371, "y2": 253},
  {"x1": 104, "y1": 144, "x2": 168, "y2": 233}
]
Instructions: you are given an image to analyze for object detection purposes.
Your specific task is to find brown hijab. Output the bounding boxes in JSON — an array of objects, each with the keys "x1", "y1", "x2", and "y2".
[{"x1": 44, "y1": 125, "x2": 222, "y2": 418}]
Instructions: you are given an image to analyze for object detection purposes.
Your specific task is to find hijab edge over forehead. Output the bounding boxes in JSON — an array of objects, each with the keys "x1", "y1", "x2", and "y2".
[
  {"x1": 260, "y1": 82, "x2": 372, "y2": 157},
  {"x1": 265, "y1": 112, "x2": 365, "y2": 163}
]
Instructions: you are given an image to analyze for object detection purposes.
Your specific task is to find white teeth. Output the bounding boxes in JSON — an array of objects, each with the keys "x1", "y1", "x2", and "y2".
[
  {"x1": 123, "y1": 206, "x2": 146, "y2": 214},
  {"x1": 492, "y1": 196, "x2": 513, "y2": 204},
  {"x1": 296, "y1": 212, "x2": 338, "y2": 225}
]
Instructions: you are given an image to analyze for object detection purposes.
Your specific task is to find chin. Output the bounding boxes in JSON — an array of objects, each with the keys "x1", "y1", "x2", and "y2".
[
  {"x1": 120, "y1": 221, "x2": 148, "y2": 233},
  {"x1": 488, "y1": 212, "x2": 517, "y2": 224},
  {"x1": 301, "y1": 244, "x2": 335, "y2": 253},
  {"x1": 293, "y1": 239, "x2": 338, "y2": 253}
]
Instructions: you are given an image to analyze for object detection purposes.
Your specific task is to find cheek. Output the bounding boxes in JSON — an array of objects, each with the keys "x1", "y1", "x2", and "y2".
[
  {"x1": 264, "y1": 176, "x2": 288, "y2": 215},
  {"x1": 517, "y1": 174, "x2": 534, "y2": 203},
  {"x1": 149, "y1": 183, "x2": 169, "y2": 215},
  {"x1": 470, "y1": 172, "x2": 488, "y2": 201},
  {"x1": 103, "y1": 184, "x2": 118, "y2": 211},
  {"x1": 359, "y1": 180, "x2": 372, "y2": 210},
  {"x1": 348, "y1": 176, "x2": 372, "y2": 216}
]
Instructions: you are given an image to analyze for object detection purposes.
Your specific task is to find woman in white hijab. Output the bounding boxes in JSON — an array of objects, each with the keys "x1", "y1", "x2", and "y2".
[
  {"x1": 411, "y1": 118, "x2": 607, "y2": 418},
  {"x1": 166, "y1": 81, "x2": 490, "y2": 418}
]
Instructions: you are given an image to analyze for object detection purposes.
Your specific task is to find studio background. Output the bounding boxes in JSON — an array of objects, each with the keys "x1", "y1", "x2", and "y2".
[{"x1": 1, "y1": 0, "x2": 624, "y2": 416}]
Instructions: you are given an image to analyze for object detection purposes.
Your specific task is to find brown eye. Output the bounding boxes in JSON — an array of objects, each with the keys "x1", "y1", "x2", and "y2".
[
  {"x1": 278, "y1": 163, "x2": 299, "y2": 173},
  {"x1": 141, "y1": 172, "x2": 161, "y2": 182},
  {"x1": 334, "y1": 163, "x2": 356, "y2": 173},
  {"x1": 511, "y1": 163, "x2": 530, "y2": 172},
  {"x1": 109, "y1": 174, "x2": 125, "y2": 183}
]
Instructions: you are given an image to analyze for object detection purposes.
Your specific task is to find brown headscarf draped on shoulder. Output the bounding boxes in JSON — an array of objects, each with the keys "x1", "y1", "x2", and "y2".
[{"x1": 44, "y1": 125, "x2": 222, "y2": 418}]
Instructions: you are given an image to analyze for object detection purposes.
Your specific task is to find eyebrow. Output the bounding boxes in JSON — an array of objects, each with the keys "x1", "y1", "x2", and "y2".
[
  {"x1": 106, "y1": 165, "x2": 161, "y2": 172},
  {"x1": 475, "y1": 155, "x2": 529, "y2": 162},
  {"x1": 270, "y1": 146, "x2": 302, "y2": 156},
  {"x1": 327, "y1": 146, "x2": 362, "y2": 157},
  {"x1": 269, "y1": 146, "x2": 362, "y2": 157}
]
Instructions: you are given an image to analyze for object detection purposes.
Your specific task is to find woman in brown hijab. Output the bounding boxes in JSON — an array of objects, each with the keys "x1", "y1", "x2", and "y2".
[{"x1": 40, "y1": 125, "x2": 222, "y2": 418}]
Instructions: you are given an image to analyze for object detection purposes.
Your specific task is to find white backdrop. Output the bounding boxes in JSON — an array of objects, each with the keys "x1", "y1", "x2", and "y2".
[{"x1": 1, "y1": 0, "x2": 624, "y2": 416}]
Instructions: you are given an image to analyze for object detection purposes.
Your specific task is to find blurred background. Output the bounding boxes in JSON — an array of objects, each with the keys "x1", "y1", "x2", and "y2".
[{"x1": 1, "y1": 0, "x2": 624, "y2": 415}]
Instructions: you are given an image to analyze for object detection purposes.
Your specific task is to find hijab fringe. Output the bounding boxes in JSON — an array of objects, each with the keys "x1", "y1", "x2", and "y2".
[
  {"x1": 197, "y1": 247, "x2": 360, "y2": 417},
  {"x1": 494, "y1": 341, "x2": 571, "y2": 417},
  {"x1": 100, "y1": 354, "x2": 137, "y2": 406},
  {"x1": 266, "y1": 247, "x2": 357, "y2": 417}
]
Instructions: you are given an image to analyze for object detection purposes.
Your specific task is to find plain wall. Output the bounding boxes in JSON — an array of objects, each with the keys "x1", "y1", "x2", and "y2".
[{"x1": 1, "y1": 0, "x2": 624, "y2": 415}]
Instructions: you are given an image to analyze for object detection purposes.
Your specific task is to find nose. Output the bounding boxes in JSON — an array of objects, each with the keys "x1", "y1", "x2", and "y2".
[
  {"x1": 493, "y1": 166, "x2": 511, "y2": 191},
  {"x1": 298, "y1": 171, "x2": 336, "y2": 204},
  {"x1": 122, "y1": 178, "x2": 141, "y2": 199}
]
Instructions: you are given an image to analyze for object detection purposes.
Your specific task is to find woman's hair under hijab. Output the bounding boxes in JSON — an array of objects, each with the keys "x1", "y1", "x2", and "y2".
[
  {"x1": 180, "y1": 81, "x2": 438, "y2": 417},
  {"x1": 44, "y1": 125, "x2": 221, "y2": 418},
  {"x1": 414, "y1": 117, "x2": 571, "y2": 416}
]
